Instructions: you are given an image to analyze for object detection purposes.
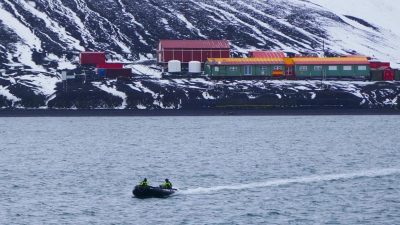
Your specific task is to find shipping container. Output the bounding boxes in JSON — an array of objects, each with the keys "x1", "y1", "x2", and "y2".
[
  {"x1": 97, "y1": 63, "x2": 124, "y2": 69},
  {"x1": 80, "y1": 52, "x2": 106, "y2": 65},
  {"x1": 157, "y1": 40, "x2": 230, "y2": 64}
]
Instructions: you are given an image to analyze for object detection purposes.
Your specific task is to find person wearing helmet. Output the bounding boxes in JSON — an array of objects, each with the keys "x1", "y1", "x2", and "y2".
[
  {"x1": 139, "y1": 178, "x2": 149, "y2": 188},
  {"x1": 161, "y1": 179, "x2": 172, "y2": 189}
]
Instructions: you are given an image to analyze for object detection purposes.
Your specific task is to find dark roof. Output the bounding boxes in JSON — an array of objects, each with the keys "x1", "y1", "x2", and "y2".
[{"x1": 160, "y1": 40, "x2": 230, "y2": 49}]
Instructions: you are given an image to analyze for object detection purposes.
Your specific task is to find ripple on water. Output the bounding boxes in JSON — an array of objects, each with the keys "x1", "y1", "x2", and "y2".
[{"x1": 1, "y1": 116, "x2": 400, "y2": 224}]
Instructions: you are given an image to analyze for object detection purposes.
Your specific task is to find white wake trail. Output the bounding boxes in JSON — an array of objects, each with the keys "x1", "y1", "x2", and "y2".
[{"x1": 181, "y1": 168, "x2": 400, "y2": 195}]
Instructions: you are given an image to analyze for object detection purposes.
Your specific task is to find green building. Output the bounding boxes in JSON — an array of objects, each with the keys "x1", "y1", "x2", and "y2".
[
  {"x1": 292, "y1": 57, "x2": 370, "y2": 79},
  {"x1": 205, "y1": 58, "x2": 286, "y2": 78}
]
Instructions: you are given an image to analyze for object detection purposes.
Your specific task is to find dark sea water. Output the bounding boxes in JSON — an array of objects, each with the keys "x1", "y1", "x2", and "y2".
[{"x1": 1, "y1": 116, "x2": 400, "y2": 225}]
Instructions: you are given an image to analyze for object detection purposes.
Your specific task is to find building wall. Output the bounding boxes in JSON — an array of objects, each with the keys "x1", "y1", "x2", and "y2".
[
  {"x1": 206, "y1": 64, "x2": 285, "y2": 77},
  {"x1": 80, "y1": 52, "x2": 106, "y2": 65},
  {"x1": 160, "y1": 49, "x2": 230, "y2": 64},
  {"x1": 370, "y1": 70, "x2": 383, "y2": 81},
  {"x1": 395, "y1": 70, "x2": 400, "y2": 81},
  {"x1": 295, "y1": 65, "x2": 370, "y2": 78}
]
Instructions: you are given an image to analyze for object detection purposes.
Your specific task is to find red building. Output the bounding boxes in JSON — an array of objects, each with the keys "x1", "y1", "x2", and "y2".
[
  {"x1": 370, "y1": 61, "x2": 394, "y2": 81},
  {"x1": 80, "y1": 52, "x2": 106, "y2": 65},
  {"x1": 157, "y1": 40, "x2": 230, "y2": 64}
]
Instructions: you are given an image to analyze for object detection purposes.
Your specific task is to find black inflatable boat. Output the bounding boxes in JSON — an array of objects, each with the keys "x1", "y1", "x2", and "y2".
[{"x1": 132, "y1": 185, "x2": 177, "y2": 198}]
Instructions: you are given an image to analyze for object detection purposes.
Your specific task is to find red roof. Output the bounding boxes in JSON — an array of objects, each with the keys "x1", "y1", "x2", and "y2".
[
  {"x1": 249, "y1": 51, "x2": 285, "y2": 58},
  {"x1": 207, "y1": 58, "x2": 285, "y2": 65},
  {"x1": 370, "y1": 61, "x2": 390, "y2": 69},
  {"x1": 159, "y1": 40, "x2": 230, "y2": 49}
]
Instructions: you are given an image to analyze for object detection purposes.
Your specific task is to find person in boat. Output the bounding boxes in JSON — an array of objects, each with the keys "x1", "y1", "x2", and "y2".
[
  {"x1": 139, "y1": 178, "x2": 149, "y2": 188},
  {"x1": 161, "y1": 179, "x2": 172, "y2": 189}
]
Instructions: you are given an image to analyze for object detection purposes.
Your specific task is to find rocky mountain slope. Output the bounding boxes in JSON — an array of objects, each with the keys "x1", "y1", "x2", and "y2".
[
  {"x1": 0, "y1": 0, "x2": 399, "y2": 110},
  {"x1": 1, "y1": 76, "x2": 399, "y2": 110}
]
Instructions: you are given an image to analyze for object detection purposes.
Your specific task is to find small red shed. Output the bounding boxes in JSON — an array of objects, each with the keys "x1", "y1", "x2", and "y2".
[
  {"x1": 157, "y1": 40, "x2": 230, "y2": 64},
  {"x1": 249, "y1": 51, "x2": 285, "y2": 58},
  {"x1": 80, "y1": 52, "x2": 106, "y2": 65}
]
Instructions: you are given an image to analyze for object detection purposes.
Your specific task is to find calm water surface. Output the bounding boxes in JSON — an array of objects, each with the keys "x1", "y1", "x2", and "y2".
[{"x1": 1, "y1": 116, "x2": 400, "y2": 224}]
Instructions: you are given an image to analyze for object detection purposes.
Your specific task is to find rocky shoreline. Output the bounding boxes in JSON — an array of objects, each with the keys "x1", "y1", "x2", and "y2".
[
  {"x1": 1, "y1": 77, "x2": 400, "y2": 112},
  {"x1": 1, "y1": 108, "x2": 400, "y2": 117}
]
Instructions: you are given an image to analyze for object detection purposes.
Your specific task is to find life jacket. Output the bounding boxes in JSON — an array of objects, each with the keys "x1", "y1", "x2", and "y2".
[
  {"x1": 139, "y1": 180, "x2": 148, "y2": 186},
  {"x1": 163, "y1": 181, "x2": 172, "y2": 189}
]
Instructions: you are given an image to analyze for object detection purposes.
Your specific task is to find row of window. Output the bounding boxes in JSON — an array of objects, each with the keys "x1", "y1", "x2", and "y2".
[
  {"x1": 222, "y1": 66, "x2": 283, "y2": 72},
  {"x1": 299, "y1": 65, "x2": 367, "y2": 71},
  {"x1": 214, "y1": 66, "x2": 255, "y2": 74},
  {"x1": 214, "y1": 65, "x2": 368, "y2": 73}
]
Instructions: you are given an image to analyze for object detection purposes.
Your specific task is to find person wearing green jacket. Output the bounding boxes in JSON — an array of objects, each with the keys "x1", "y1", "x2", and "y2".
[
  {"x1": 161, "y1": 179, "x2": 172, "y2": 189},
  {"x1": 139, "y1": 178, "x2": 149, "y2": 187}
]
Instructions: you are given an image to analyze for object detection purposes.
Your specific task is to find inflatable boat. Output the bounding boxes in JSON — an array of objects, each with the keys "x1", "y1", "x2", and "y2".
[{"x1": 132, "y1": 185, "x2": 177, "y2": 198}]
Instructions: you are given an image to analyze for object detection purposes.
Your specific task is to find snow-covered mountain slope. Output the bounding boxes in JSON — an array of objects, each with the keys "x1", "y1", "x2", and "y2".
[
  {"x1": 308, "y1": 0, "x2": 400, "y2": 67},
  {"x1": 0, "y1": 0, "x2": 400, "y2": 110},
  {"x1": 1, "y1": 0, "x2": 399, "y2": 72}
]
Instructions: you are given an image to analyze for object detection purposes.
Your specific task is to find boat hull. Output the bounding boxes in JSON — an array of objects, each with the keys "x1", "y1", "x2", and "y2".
[{"x1": 132, "y1": 185, "x2": 176, "y2": 198}]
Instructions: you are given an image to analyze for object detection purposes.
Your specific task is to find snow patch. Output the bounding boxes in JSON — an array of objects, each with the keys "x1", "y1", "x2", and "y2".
[
  {"x1": 0, "y1": 2, "x2": 41, "y2": 49},
  {"x1": 133, "y1": 82, "x2": 157, "y2": 97},
  {"x1": 18, "y1": 73, "x2": 59, "y2": 96},
  {"x1": 92, "y1": 82, "x2": 127, "y2": 109},
  {"x1": 175, "y1": 12, "x2": 207, "y2": 38},
  {"x1": 202, "y1": 91, "x2": 215, "y2": 100},
  {"x1": 17, "y1": 0, "x2": 84, "y2": 51},
  {"x1": 0, "y1": 85, "x2": 21, "y2": 105}
]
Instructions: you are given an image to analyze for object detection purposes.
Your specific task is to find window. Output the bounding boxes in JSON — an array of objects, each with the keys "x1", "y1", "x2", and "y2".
[
  {"x1": 358, "y1": 65, "x2": 367, "y2": 71},
  {"x1": 244, "y1": 66, "x2": 252, "y2": 75},
  {"x1": 214, "y1": 66, "x2": 219, "y2": 72},
  {"x1": 343, "y1": 66, "x2": 352, "y2": 71},
  {"x1": 328, "y1": 66, "x2": 337, "y2": 71},
  {"x1": 273, "y1": 66, "x2": 282, "y2": 70},
  {"x1": 261, "y1": 66, "x2": 268, "y2": 75},
  {"x1": 299, "y1": 66, "x2": 308, "y2": 71},
  {"x1": 314, "y1": 66, "x2": 322, "y2": 71},
  {"x1": 229, "y1": 66, "x2": 238, "y2": 72}
]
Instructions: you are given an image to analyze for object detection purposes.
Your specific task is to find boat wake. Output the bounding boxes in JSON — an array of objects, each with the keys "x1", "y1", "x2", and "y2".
[{"x1": 181, "y1": 168, "x2": 400, "y2": 195}]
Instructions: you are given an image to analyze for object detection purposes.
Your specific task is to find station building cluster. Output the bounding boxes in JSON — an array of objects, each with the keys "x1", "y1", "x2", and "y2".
[{"x1": 79, "y1": 40, "x2": 400, "y2": 81}]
